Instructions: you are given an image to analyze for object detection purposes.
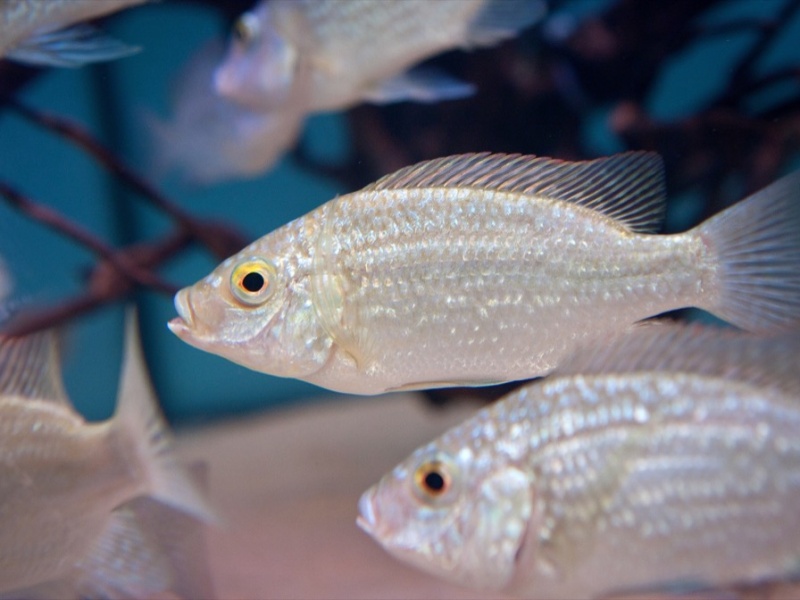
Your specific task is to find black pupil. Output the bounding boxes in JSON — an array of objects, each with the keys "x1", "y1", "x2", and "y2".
[
  {"x1": 242, "y1": 271, "x2": 265, "y2": 293},
  {"x1": 423, "y1": 470, "x2": 445, "y2": 493}
]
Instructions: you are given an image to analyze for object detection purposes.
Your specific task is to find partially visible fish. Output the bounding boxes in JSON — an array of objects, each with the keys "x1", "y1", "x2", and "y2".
[
  {"x1": 0, "y1": 312, "x2": 215, "y2": 597},
  {"x1": 66, "y1": 463, "x2": 216, "y2": 600},
  {"x1": 357, "y1": 324, "x2": 800, "y2": 598},
  {"x1": 168, "y1": 152, "x2": 800, "y2": 395},
  {"x1": 147, "y1": 39, "x2": 309, "y2": 184},
  {"x1": 0, "y1": 0, "x2": 147, "y2": 67},
  {"x1": 5, "y1": 484, "x2": 216, "y2": 600},
  {"x1": 214, "y1": 0, "x2": 547, "y2": 111}
]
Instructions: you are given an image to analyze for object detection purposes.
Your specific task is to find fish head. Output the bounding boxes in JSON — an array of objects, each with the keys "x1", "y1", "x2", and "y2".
[
  {"x1": 169, "y1": 224, "x2": 334, "y2": 379},
  {"x1": 214, "y1": 1, "x2": 299, "y2": 110},
  {"x1": 358, "y1": 435, "x2": 534, "y2": 591}
]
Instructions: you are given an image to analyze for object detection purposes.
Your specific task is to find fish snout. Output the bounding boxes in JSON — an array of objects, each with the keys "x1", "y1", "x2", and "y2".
[
  {"x1": 168, "y1": 287, "x2": 196, "y2": 338},
  {"x1": 356, "y1": 487, "x2": 380, "y2": 538}
]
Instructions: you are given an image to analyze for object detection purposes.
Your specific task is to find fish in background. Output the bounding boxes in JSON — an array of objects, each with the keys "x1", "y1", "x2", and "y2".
[
  {"x1": 357, "y1": 324, "x2": 800, "y2": 598},
  {"x1": 0, "y1": 312, "x2": 216, "y2": 598},
  {"x1": 154, "y1": 0, "x2": 545, "y2": 183},
  {"x1": 214, "y1": 0, "x2": 547, "y2": 111},
  {"x1": 0, "y1": 0, "x2": 147, "y2": 67},
  {"x1": 169, "y1": 152, "x2": 800, "y2": 395},
  {"x1": 146, "y1": 39, "x2": 309, "y2": 185}
]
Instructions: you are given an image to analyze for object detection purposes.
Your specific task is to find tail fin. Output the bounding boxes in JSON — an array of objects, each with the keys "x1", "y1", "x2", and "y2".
[
  {"x1": 75, "y1": 463, "x2": 216, "y2": 600},
  {"x1": 697, "y1": 171, "x2": 800, "y2": 333},
  {"x1": 113, "y1": 309, "x2": 216, "y2": 524}
]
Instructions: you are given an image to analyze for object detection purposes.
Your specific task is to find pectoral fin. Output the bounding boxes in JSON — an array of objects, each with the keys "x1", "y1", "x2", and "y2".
[
  {"x1": 362, "y1": 69, "x2": 475, "y2": 104},
  {"x1": 8, "y1": 25, "x2": 140, "y2": 67}
]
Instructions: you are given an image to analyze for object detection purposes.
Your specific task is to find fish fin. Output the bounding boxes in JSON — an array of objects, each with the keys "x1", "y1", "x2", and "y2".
[
  {"x1": 388, "y1": 378, "x2": 509, "y2": 392},
  {"x1": 466, "y1": 0, "x2": 547, "y2": 47},
  {"x1": 556, "y1": 322, "x2": 800, "y2": 397},
  {"x1": 363, "y1": 152, "x2": 667, "y2": 233},
  {"x1": 113, "y1": 309, "x2": 217, "y2": 524},
  {"x1": 74, "y1": 471, "x2": 216, "y2": 600},
  {"x1": 697, "y1": 170, "x2": 800, "y2": 333},
  {"x1": 362, "y1": 69, "x2": 475, "y2": 104},
  {"x1": 7, "y1": 24, "x2": 140, "y2": 68},
  {"x1": 0, "y1": 580, "x2": 76, "y2": 600},
  {"x1": 0, "y1": 329, "x2": 71, "y2": 405},
  {"x1": 140, "y1": 107, "x2": 175, "y2": 182}
]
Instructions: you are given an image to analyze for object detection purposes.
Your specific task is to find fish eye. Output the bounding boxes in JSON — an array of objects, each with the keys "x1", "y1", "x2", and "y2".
[
  {"x1": 230, "y1": 258, "x2": 277, "y2": 306},
  {"x1": 413, "y1": 460, "x2": 452, "y2": 501},
  {"x1": 233, "y1": 12, "x2": 260, "y2": 46}
]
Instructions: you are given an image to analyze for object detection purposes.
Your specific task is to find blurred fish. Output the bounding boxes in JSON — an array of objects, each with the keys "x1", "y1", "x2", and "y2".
[
  {"x1": 147, "y1": 39, "x2": 308, "y2": 185},
  {"x1": 169, "y1": 152, "x2": 800, "y2": 395},
  {"x1": 6, "y1": 482, "x2": 216, "y2": 600},
  {"x1": 214, "y1": 0, "x2": 547, "y2": 111},
  {"x1": 357, "y1": 324, "x2": 800, "y2": 598},
  {"x1": 0, "y1": 312, "x2": 215, "y2": 597},
  {"x1": 0, "y1": 0, "x2": 146, "y2": 67}
]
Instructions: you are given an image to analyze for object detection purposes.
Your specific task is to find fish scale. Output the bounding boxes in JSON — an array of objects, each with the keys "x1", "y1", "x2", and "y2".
[
  {"x1": 312, "y1": 186, "x2": 705, "y2": 389},
  {"x1": 358, "y1": 327, "x2": 800, "y2": 597}
]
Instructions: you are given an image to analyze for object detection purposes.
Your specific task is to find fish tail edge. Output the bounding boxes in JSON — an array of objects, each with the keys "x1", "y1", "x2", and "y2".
[{"x1": 697, "y1": 170, "x2": 800, "y2": 334}]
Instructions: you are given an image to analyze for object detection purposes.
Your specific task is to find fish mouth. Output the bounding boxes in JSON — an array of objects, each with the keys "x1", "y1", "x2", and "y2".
[
  {"x1": 356, "y1": 487, "x2": 379, "y2": 538},
  {"x1": 168, "y1": 288, "x2": 196, "y2": 338}
]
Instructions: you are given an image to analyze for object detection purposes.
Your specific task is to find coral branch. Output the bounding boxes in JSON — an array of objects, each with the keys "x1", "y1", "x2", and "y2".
[
  {"x1": 0, "y1": 180, "x2": 175, "y2": 293},
  {"x1": 9, "y1": 100, "x2": 249, "y2": 260},
  {"x1": 1, "y1": 228, "x2": 192, "y2": 337}
]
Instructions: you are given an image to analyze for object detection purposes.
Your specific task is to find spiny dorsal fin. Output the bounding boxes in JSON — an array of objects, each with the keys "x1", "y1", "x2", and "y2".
[
  {"x1": 0, "y1": 330, "x2": 70, "y2": 404},
  {"x1": 363, "y1": 152, "x2": 667, "y2": 233},
  {"x1": 556, "y1": 322, "x2": 800, "y2": 397}
]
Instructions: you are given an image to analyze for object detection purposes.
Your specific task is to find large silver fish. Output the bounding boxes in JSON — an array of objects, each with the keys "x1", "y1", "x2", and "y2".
[
  {"x1": 214, "y1": 0, "x2": 546, "y2": 111},
  {"x1": 0, "y1": 313, "x2": 215, "y2": 597},
  {"x1": 0, "y1": 0, "x2": 145, "y2": 67},
  {"x1": 168, "y1": 152, "x2": 800, "y2": 395},
  {"x1": 357, "y1": 324, "x2": 800, "y2": 598}
]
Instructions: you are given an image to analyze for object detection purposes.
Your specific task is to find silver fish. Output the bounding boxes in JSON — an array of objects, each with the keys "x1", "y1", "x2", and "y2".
[
  {"x1": 214, "y1": 0, "x2": 546, "y2": 111},
  {"x1": 0, "y1": 0, "x2": 146, "y2": 67},
  {"x1": 147, "y1": 38, "x2": 309, "y2": 185},
  {"x1": 168, "y1": 152, "x2": 800, "y2": 395},
  {"x1": 357, "y1": 324, "x2": 800, "y2": 598},
  {"x1": 169, "y1": 153, "x2": 800, "y2": 394},
  {"x1": 0, "y1": 312, "x2": 215, "y2": 597}
]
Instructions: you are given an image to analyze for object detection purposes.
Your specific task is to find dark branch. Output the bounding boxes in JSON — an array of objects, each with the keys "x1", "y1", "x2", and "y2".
[{"x1": 0, "y1": 180, "x2": 176, "y2": 294}]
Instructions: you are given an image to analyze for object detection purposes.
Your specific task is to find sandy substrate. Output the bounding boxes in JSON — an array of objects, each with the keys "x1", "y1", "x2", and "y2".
[
  {"x1": 178, "y1": 393, "x2": 498, "y2": 600},
  {"x1": 177, "y1": 393, "x2": 800, "y2": 600}
]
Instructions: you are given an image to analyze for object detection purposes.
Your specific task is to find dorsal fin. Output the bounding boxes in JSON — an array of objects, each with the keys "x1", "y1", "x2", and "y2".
[
  {"x1": 556, "y1": 322, "x2": 800, "y2": 396},
  {"x1": 0, "y1": 330, "x2": 70, "y2": 404},
  {"x1": 363, "y1": 152, "x2": 667, "y2": 233}
]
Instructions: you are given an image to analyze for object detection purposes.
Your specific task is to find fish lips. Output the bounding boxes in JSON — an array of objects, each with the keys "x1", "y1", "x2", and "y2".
[
  {"x1": 168, "y1": 288, "x2": 201, "y2": 344},
  {"x1": 356, "y1": 486, "x2": 379, "y2": 538}
]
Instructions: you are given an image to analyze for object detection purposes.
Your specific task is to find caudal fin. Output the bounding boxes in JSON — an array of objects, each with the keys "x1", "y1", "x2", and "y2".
[
  {"x1": 698, "y1": 171, "x2": 800, "y2": 333},
  {"x1": 113, "y1": 310, "x2": 216, "y2": 524},
  {"x1": 75, "y1": 463, "x2": 216, "y2": 600}
]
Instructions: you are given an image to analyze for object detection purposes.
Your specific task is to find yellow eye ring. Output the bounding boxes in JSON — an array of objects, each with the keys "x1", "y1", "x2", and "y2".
[
  {"x1": 230, "y1": 258, "x2": 277, "y2": 306},
  {"x1": 413, "y1": 459, "x2": 451, "y2": 501}
]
